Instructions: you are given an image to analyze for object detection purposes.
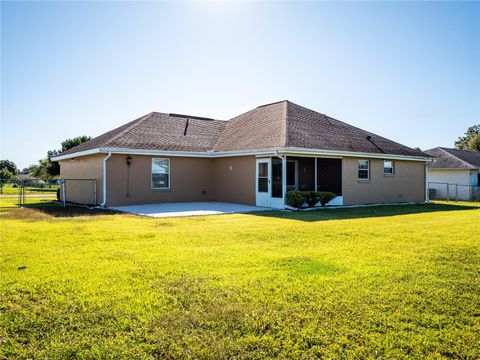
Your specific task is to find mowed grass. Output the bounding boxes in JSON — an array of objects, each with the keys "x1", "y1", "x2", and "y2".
[{"x1": 1, "y1": 203, "x2": 479, "y2": 359}]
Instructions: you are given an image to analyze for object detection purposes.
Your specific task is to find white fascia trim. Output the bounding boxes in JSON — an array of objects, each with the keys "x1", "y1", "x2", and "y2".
[
  {"x1": 51, "y1": 148, "x2": 101, "y2": 161},
  {"x1": 102, "y1": 147, "x2": 279, "y2": 158},
  {"x1": 52, "y1": 146, "x2": 431, "y2": 162},
  {"x1": 279, "y1": 147, "x2": 431, "y2": 162}
]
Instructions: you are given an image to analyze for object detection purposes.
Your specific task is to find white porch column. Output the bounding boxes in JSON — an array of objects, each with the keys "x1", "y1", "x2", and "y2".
[
  {"x1": 314, "y1": 157, "x2": 318, "y2": 191},
  {"x1": 282, "y1": 156, "x2": 287, "y2": 207}
]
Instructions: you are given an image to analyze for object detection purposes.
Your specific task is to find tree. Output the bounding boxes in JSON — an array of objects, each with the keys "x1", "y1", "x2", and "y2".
[
  {"x1": 24, "y1": 135, "x2": 92, "y2": 182},
  {"x1": 60, "y1": 136, "x2": 92, "y2": 153},
  {"x1": 49, "y1": 136, "x2": 92, "y2": 176},
  {"x1": 0, "y1": 168, "x2": 15, "y2": 180},
  {"x1": 0, "y1": 159, "x2": 18, "y2": 174},
  {"x1": 29, "y1": 159, "x2": 55, "y2": 183},
  {"x1": 455, "y1": 125, "x2": 480, "y2": 151}
]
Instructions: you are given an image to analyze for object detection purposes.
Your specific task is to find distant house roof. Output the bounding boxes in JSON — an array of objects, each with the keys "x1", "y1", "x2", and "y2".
[
  {"x1": 17, "y1": 174, "x2": 33, "y2": 180},
  {"x1": 60, "y1": 100, "x2": 428, "y2": 158},
  {"x1": 425, "y1": 147, "x2": 480, "y2": 170}
]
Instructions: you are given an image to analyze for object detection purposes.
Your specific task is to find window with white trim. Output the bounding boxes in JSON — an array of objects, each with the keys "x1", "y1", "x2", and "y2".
[
  {"x1": 358, "y1": 160, "x2": 369, "y2": 180},
  {"x1": 384, "y1": 160, "x2": 394, "y2": 175},
  {"x1": 152, "y1": 158, "x2": 170, "y2": 189}
]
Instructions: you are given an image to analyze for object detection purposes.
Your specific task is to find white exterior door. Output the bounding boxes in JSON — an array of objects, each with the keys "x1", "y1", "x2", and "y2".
[{"x1": 256, "y1": 158, "x2": 271, "y2": 207}]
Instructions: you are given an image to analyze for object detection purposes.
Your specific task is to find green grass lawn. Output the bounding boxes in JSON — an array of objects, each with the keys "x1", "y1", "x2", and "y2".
[
  {"x1": 1, "y1": 202, "x2": 479, "y2": 359},
  {"x1": 1, "y1": 184, "x2": 59, "y2": 195},
  {"x1": 0, "y1": 195, "x2": 58, "y2": 209}
]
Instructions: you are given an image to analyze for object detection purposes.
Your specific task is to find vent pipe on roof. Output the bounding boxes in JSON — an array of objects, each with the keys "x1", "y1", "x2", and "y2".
[
  {"x1": 366, "y1": 135, "x2": 385, "y2": 153},
  {"x1": 183, "y1": 118, "x2": 189, "y2": 136}
]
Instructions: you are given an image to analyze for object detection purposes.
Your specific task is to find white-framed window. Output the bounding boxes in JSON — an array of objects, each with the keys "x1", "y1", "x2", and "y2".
[
  {"x1": 358, "y1": 160, "x2": 370, "y2": 180},
  {"x1": 152, "y1": 158, "x2": 170, "y2": 189},
  {"x1": 384, "y1": 160, "x2": 394, "y2": 175}
]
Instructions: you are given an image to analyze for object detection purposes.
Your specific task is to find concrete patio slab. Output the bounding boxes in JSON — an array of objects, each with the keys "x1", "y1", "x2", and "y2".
[{"x1": 110, "y1": 202, "x2": 271, "y2": 218}]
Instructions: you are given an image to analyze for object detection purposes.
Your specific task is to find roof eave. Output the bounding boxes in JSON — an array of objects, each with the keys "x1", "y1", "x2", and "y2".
[
  {"x1": 52, "y1": 146, "x2": 432, "y2": 162},
  {"x1": 51, "y1": 148, "x2": 103, "y2": 161},
  {"x1": 278, "y1": 147, "x2": 432, "y2": 162}
]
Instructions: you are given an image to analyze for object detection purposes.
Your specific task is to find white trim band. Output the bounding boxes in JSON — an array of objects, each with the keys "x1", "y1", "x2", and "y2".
[{"x1": 52, "y1": 146, "x2": 432, "y2": 162}]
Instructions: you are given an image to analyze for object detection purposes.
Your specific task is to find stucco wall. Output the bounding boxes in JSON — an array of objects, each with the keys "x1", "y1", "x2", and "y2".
[
  {"x1": 342, "y1": 158, "x2": 426, "y2": 205},
  {"x1": 427, "y1": 169, "x2": 473, "y2": 186},
  {"x1": 426, "y1": 169, "x2": 477, "y2": 200},
  {"x1": 106, "y1": 155, "x2": 214, "y2": 207},
  {"x1": 59, "y1": 153, "x2": 427, "y2": 207},
  {"x1": 212, "y1": 156, "x2": 256, "y2": 205},
  {"x1": 59, "y1": 154, "x2": 104, "y2": 205}
]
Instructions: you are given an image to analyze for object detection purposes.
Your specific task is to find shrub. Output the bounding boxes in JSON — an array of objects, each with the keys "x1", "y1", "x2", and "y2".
[
  {"x1": 12, "y1": 184, "x2": 18, "y2": 188},
  {"x1": 317, "y1": 191, "x2": 337, "y2": 206},
  {"x1": 305, "y1": 191, "x2": 320, "y2": 207},
  {"x1": 286, "y1": 190, "x2": 306, "y2": 209}
]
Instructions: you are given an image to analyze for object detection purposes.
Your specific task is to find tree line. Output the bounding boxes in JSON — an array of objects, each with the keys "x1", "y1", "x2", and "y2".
[{"x1": 0, "y1": 136, "x2": 91, "y2": 182}]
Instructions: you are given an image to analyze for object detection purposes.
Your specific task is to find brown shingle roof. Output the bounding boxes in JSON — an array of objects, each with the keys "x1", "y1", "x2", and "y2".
[
  {"x1": 425, "y1": 147, "x2": 480, "y2": 169},
  {"x1": 213, "y1": 101, "x2": 287, "y2": 151},
  {"x1": 62, "y1": 112, "x2": 227, "y2": 155},
  {"x1": 62, "y1": 100, "x2": 428, "y2": 158},
  {"x1": 283, "y1": 101, "x2": 425, "y2": 156}
]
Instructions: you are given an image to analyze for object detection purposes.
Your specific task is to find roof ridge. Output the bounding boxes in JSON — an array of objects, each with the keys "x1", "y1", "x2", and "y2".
[
  {"x1": 104, "y1": 112, "x2": 155, "y2": 147},
  {"x1": 256, "y1": 100, "x2": 288, "y2": 109},
  {"x1": 438, "y1": 147, "x2": 476, "y2": 168}
]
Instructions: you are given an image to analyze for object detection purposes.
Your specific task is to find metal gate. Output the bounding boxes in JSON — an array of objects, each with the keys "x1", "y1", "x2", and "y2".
[{"x1": 60, "y1": 179, "x2": 98, "y2": 207}]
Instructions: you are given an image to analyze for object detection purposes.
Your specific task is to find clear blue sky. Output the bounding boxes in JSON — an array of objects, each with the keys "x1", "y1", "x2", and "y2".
[{"x1": 1, "y1": 1, "x2": 479, "y2": 169}]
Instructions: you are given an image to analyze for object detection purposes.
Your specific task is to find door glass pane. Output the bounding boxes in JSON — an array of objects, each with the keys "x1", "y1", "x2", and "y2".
[
  {"x1": 258, "y1": 178, "x2": 268, "y2": 192},
  {"x1": 258, "y1": 162, "x2": 268, "y2": 177},
  {"x1": 272, "y1": 158, "x2": 282, "y2": 198}
]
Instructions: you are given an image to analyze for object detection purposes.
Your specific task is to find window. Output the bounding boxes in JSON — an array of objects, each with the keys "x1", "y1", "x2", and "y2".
[
  {"x1": 152, "y1": 158, "x2": 170, "y2": 189},
  {"x1": 358, "y1": 160, "x2": 369, "y2": 180},
  {"x1": 384, "y1": 160, "x2": 394, "y2": 175}
]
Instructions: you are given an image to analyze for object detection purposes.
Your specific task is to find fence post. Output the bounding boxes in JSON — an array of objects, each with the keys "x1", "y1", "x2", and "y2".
[
  {"x1": 18, "y1": 182, "x2": 22, "y2": 207},
  {"x1": 446, "y1": 184, "x2": 449, "y2": 201},
  {"x1": 455, "y1": 184, "x2": 458, "y2": 201},
  {"x1": 61, "y1": 179, "x2": 66, "y2": 207}
]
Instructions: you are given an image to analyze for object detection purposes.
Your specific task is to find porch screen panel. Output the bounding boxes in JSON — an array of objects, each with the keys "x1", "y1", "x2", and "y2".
[
  {"x1": 271, "y1": 158, "x2": 283, "y2": 198},
  {"x1": 316, "y1": 158, "x2": 342, "y2": 195}
]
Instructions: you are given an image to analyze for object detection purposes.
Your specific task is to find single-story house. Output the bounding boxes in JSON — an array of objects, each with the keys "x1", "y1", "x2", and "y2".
[
  {"x1": 52, "y1": 100, "x2": 431, "y2": 208},
  {"x1": 425, "y1": 147, "x2": 480, "y2": 201}
]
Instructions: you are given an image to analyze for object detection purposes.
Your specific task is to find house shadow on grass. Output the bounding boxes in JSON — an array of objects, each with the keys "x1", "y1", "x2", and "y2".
[
  {"x1": 1, "y1": 202, "x2": 122, "y2": 220},
  {"x1": 251, "y1": 202, "x2": 480, "y2": 222}
]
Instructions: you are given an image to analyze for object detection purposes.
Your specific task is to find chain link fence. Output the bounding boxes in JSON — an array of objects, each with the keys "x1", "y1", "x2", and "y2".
[
  {"x1": 428, "y1": 182, "x2": 479, "y2": 202},
  {"x1": 0, "y1": 178, "x2": 60, "y2": 208}
]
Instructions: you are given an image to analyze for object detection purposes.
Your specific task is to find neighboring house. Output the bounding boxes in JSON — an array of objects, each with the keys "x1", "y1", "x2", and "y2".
[
  {"x1": 17, "y1": 174, "x2": 33, "y2": 181},
  {"x1": 425, "y1": 147, "x2": 480, "y2": 201},
  {"x1": 52, "y1": 100, "x2": 431, "y2": 208}
]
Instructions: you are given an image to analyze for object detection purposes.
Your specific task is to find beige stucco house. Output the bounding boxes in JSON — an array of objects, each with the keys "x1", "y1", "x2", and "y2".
[{"x1": 53, "y1": 101, "x2": 431, "y2": 208}]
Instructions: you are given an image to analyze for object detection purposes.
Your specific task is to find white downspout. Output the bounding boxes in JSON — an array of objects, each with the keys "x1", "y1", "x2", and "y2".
[{"x1": 100, "y1": 151, "x2": 112, "y2": 207}]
